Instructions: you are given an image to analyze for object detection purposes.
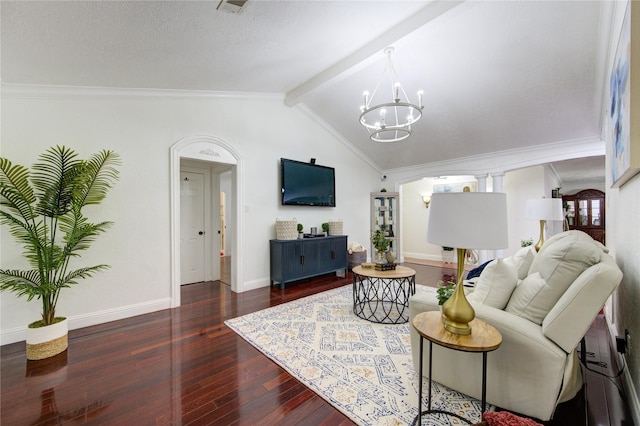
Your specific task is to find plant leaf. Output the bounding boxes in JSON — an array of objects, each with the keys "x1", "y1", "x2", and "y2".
[
  {"x1": 0, "y1": 270, "x2": 44, "y2": 301},
  {"x1": 0, "y1": 158, "x2": 36, "y2": 222},
  {"x1": 31, "y1": 145, "x2": 82, "y2": 218},
  {"x1": 73, "y1": 150, "x2": 121, "y2": 208}
]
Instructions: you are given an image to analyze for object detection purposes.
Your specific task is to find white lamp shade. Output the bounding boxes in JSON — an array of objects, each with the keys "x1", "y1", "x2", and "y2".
[
  {"x1": 427, "y1": 192, "x2": 509, "y2": 249},
  {"x1": 525, "y1": 198, "x2": 563, "y2": 221}
]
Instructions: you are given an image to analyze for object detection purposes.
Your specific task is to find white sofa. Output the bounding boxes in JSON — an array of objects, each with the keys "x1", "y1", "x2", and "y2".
[{"x1": 408, "y1": 230, "x2": 623, "y2": 421}]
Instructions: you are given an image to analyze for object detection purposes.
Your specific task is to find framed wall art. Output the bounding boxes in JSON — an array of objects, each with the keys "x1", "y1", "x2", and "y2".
[
  {"x1": 433, "y1": 181, "x2": 477, "y2": 193},
  {"x1": 610, "y1": 1, "x2": 640, "y2": 188}
]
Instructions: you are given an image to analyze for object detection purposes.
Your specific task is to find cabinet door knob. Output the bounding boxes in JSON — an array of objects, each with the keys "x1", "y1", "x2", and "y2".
[{"x1": 198, "y1": 231, "x2": 205, "y2": 235}]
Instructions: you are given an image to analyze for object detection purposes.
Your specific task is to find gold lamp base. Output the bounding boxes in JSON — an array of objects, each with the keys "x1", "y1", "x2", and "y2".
[
  {"x1": 534, "y1": 219, "x2": 546, "y2": 252},
  {"x1": 442, "y1": 315, "x2": 472, "y2": 335},
  {"x1": 441, "y1": 248, "x2": 475, "y2": 335}
]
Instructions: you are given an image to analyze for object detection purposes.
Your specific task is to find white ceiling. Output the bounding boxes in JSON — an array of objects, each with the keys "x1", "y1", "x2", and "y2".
[{"x1": 1, "y1": 0, "x2": 609, "y2": 183}]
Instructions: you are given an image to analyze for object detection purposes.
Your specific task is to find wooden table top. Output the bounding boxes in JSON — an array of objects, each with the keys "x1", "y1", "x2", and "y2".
[
  {"x1": 352, "y1": 265, "x2": 416, "y2": 279},
  {"x1": 412, "y1": 311, "x2": 502, "y2": 352}
]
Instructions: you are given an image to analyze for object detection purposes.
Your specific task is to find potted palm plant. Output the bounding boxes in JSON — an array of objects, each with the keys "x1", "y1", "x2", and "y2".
[{"x1": 0, "y1": 145, "x2": 120, "y2": 360}]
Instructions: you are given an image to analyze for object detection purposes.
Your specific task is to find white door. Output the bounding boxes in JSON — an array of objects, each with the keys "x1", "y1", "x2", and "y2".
[{"x1": 180, "y1": 171, "x2": 205, "y2": 284}]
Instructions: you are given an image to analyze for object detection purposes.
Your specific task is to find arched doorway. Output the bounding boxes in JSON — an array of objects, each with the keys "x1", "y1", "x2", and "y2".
[{"x1": 170, "y1": 136, "x2": 244, "y2": 307}]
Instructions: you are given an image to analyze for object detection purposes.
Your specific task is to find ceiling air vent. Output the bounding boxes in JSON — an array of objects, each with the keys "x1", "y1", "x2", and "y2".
[{"x1": 216, "y1": 0, "x2": 249, "y2": 14}]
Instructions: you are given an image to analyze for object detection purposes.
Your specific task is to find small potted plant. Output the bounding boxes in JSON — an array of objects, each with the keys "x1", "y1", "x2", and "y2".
[
  {"x1": 521, "y1": 238, "x2": 533, "y2": 247},
  {"x1": 321, "y1": 222, "x2": 329, "y2": 235},
  {"x1": 297, "y1": 223, "x2": 304, "y2": 239},
  {"x1": 370, "y1": 228, "x2": 390, "y2": 263},
  {"x1": 441, "y1": 246, "x2": 455, "y2": 264},
  {"x1": 436, "y1": 280, "x2": 456, "y2": 306}
]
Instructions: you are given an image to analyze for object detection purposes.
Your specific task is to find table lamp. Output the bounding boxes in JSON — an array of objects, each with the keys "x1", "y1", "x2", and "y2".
[
  {"x1": 427, "y1": 192, "x2": 508, "y2": 335},
  {"x1": 525, "y1": 197, "x2": 563, "y2": 252}
]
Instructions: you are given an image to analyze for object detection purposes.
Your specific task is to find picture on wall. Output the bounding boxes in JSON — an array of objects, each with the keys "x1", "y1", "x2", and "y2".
[
  {"x1": 609, "y1": 1, "x2": 639, "y2": 188},
  {"x1": 433, "y1": 181, "x2": 477, "y2": 193}
]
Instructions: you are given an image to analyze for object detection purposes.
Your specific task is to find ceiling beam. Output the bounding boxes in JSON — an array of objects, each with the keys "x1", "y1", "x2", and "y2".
[{"x1": 284, "y1": 0, "x2": 466, "y2": 107}]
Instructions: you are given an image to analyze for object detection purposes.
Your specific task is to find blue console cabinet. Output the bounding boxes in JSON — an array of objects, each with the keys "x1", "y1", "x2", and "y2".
[{"x1": 270, "y1": 235, "x2": 348, "y2": 289}]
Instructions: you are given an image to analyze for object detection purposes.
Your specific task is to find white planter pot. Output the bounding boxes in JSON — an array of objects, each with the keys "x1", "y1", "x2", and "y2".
[{"x1": 26, "y1": 318, "x2": 68, "y2": 360}]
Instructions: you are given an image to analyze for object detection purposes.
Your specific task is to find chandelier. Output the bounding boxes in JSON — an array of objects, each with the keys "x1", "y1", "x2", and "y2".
[{"x1": 359, "y1": 47, "x2": 424, "y2": 143}]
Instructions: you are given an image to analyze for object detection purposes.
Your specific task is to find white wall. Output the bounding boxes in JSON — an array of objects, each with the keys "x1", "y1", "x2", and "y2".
[
  {"x1": 0, "y1": 88, "x2": 380, "y2": 343},
  {"x1": 606, "y1": 1, "x2": 640, "y2": 421},
  {"x1": 504, "y1": 166, "x2": 566, "y2": 253},
  {"x1": 401, "y1": 176, "x2": 476, "y2": 262}
]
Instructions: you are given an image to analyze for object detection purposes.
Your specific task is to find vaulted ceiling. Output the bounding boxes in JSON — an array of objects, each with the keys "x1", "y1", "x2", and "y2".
[{"x1": 1, "y1": 0, "x2": 610, "y2": 182}]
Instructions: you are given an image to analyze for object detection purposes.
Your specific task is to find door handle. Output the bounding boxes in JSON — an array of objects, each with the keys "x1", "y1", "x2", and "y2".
[{"x1": 198, "y1": 231, "x2": 205, "y2": 235}]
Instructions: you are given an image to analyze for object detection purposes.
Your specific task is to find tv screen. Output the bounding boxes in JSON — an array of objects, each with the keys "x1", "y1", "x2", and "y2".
[{"x1": 281, "y1": 158, "x2": 336, "y2": 207}]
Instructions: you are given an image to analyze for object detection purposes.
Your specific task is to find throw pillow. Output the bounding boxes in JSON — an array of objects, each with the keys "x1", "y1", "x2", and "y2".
[
  {"x1": 504, "y1": 246, "x2": 535, "y2": 280},
  {"x1": 466, "y1": 259, "x2": 493, "y2": 280},
  {"x1": 467, "y1": 258, "x2": 518, "y2": 309},
  {"x1": 482, "y1": 411, "x2": 542, "y2": 426},
  {"x1": 504, "y1": 272, "x2": 549, "y2": 323}
]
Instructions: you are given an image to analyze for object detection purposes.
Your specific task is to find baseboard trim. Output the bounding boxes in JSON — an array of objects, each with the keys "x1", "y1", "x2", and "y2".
[
  {"x1": 403, "y1": 252, "x2": 443, "y2": 262},
  {"x1": 1, "y1": 298, "x2": 171, "y2": 345},
  {"x1": 622, "y1": 360, "x2": 640, "y2": 426},
  {"x1": 606, "y1": 315, "x2": 640, "y2": 425},
  {"x1": 242, "y1": 278, "x2": 271, "y2": 292}
]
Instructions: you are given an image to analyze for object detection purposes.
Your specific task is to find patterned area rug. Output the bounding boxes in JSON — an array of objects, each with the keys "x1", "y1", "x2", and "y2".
[{"x1": 225, "y1": 284, "x2": 488, "y2": 426}]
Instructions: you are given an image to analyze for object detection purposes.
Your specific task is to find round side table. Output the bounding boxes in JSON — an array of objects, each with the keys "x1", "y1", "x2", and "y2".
[{"x1": 412, "y1": 311, "x2": 502, "y2": 425}]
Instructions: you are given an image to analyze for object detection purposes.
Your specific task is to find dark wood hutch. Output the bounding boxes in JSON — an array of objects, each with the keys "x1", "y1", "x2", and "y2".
[{"x1": 562, "y1": 189, "x2": 605, "y2": 244}]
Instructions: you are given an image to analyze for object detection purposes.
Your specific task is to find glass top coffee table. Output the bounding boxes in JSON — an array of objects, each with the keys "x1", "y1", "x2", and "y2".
[{"x1": 352, "y1": 265, "x2": 416, "y2": 324}]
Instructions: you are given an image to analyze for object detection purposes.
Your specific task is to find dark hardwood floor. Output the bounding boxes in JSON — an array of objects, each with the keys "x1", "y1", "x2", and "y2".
[{"x1": 1, "y1": 263, "x2": 632, "y2": 425}]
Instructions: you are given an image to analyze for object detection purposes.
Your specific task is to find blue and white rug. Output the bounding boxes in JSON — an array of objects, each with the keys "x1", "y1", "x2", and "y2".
[{"x1": 225, "y1": 285, "x2": 488, "y2": 426}]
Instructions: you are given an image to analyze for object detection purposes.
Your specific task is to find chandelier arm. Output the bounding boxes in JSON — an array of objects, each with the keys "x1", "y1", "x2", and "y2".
[{"x1": 366, "y1": 61, "x2": 392, "y2": 109}]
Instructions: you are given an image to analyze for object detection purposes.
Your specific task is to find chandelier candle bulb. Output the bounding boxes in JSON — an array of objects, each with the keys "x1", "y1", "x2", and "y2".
[
  {"x1": 418, "y1": 90, "x2": 423, "y2": 108},
  {"x1": 394, "y1": 83, "x2": 400, "y2": 101},
  {"x1": 364, "y1": 91, "x2": 369, "y2": 106}
]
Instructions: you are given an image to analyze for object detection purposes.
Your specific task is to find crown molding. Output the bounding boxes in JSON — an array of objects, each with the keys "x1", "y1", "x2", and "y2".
[
  {"x1": 0, "y1": 83, "x2": 284, "y2": 101},
  {"x1": 295, "y1": 103, "x2": 382, "y2": 174},
  {"x1": 388, "y1": 136, "x2": 605, "y2": 185}
]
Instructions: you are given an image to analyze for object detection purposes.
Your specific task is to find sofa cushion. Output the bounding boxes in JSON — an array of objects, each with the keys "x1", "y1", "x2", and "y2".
[
  {"x1": 504, "y1": 246, "x2": 535, "y2": 279},
  {"x1": 544, "y1": 229, "x2": 605, "y2": 249},
  {"x1": 505, "y1": 234, "x2": 602, "y2": 324},
  {"x1": 467, "y1": 258, "x2": 518, "y2": 309},
  {"x1": 504, "y1": 272, "x2": 550, "y2": 323},
  {"x1": 528, "y1": 233, "x2": 601, "y2": 288}
]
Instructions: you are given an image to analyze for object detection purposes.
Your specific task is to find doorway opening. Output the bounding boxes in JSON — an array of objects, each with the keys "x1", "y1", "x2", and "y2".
[{"x1": 170, "y1": 136, "x2": 244, "y2": 308}]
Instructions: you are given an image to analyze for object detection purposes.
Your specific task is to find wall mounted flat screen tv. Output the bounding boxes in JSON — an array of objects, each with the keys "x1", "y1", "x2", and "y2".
[{"x1": 281, "y1": 158, "x2": 336, "y2": 207}]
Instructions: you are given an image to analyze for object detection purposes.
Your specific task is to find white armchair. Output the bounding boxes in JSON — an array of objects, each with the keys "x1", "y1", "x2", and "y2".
[{"x1": 409, "y1": 231, "x2": 623, "y2": 421}]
